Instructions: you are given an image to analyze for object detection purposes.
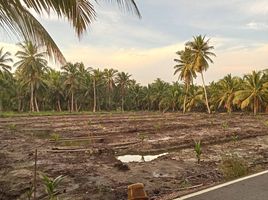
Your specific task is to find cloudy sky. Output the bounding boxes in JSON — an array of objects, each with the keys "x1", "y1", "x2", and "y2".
[{"x1": 2, "y1": 0, "x2": 268, "y2": 85}]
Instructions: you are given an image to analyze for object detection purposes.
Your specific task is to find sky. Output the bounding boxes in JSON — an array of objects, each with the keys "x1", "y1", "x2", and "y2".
[{"x1": 1, "y1": 0, "x2": 268, "y2": 85}]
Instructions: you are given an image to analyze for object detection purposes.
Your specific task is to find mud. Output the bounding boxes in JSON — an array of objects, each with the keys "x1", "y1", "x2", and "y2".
[{"x1": 1, "y1": 112, "x2": 268, "y2": 200}]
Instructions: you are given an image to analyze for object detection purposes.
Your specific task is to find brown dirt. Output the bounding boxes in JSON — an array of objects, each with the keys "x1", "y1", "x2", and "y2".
[{"x1": 1, "y1": 112, "x2": 268, "y2": 200}]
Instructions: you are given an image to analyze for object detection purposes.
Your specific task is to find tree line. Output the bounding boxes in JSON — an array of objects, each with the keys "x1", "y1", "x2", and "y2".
[{"x1": 0, "y1": 38, "x2": 268, "y2": 115}]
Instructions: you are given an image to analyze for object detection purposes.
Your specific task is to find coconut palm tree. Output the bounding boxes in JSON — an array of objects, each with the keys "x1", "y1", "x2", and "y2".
[
  {"x1": 212, "y1": 74, "x2": 241, "y2": 113},
  {"x1": 186, "y1": 35, "x2": 216, "y2": 114},
  {"x1": 104, "y1": 68, "x2": 118, "y2": 110},
  {"x1": 46, "y1": 69, "x2": 64, "y2": 111},
  {"x1": 0, "y1": 48, "x2": 13, "y2": 76},
  {"x1": 174, "y1": 47, "x2": 196, "y2": 113},
  {"x1": 15, "y1": 41, "x2": 47, "y2": 112},
  {"x1": 186, "y1": 85, "x2": 205, "y2": 112},
  {"x1": 233, "y1": 71, "x2": 268, "y2": 115},
  {"x1": 91, "y1": 68, "x2": 104, "y2": 112},
  {"x1": 62, "y1": 63, "x2": 81, "y2": 112},
  {"x1": 116, "y1": 72, "x2": 132, "y2": 112},
  {"x1": 0, "y1": 0, "x2": 140, "y2": 64}
]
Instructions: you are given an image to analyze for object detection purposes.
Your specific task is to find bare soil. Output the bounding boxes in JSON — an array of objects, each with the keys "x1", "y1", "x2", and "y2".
[{"x1": 1, "y1": 112, "x2": 268, "y2": 200}]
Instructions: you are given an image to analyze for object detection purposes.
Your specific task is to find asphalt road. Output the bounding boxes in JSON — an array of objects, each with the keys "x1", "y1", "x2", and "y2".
[{"x1": 176, "y1": 171, "x2": 268, "y2": 200}]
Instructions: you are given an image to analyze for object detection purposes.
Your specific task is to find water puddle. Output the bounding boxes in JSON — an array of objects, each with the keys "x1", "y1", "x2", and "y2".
[{"x1": 117, "y1": 153, "x2": 168, "y2": 163}]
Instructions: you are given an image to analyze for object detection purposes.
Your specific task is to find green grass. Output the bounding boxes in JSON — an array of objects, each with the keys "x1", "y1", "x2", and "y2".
[{"x1": 0, "y1": 111, "x2": 150, "y2": 118}]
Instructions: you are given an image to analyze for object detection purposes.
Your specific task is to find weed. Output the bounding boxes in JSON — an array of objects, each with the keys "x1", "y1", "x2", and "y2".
[
  {"x1": 138, "y1": 133, "x2": 147, "y2": 143},
  {"x1": 179, "y1": 178, "x2": 192, "y2": 189},
  {"x1": 194, "y1": 140, "x2": 202, "y2": 164},
  {"x1": 8, "y1": 123, "x2": 17, "y2": 131},
  {"x1": 221, "y1": 121, "x2": 229, "y2": 130},
  {"x1": 153, "y1": 122, "x2": 162, "y2": 132},
  {"x1": 25, "y1": 183, "x2": 34, "y2": 200},
  {"x1": 219, "y1": 154, "x2": 248, "y2": 180},
  {"x1": 231, "y1": 134, "x2": 239, "y2": 143},
  {"x1": 41, "y1": 174, "x2": 65, "y2": 200},
  {"x1": 264, "y1": 120, "x2": 268, "y2": 127},
  {"x1": 51, "y1": 133, "x2": 60, "y2": 142}
]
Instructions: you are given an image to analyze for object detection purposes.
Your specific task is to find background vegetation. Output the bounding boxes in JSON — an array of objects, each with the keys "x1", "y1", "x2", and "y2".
[{"x1": 0, "y1": 37, "x2": 268, "y2": 115}]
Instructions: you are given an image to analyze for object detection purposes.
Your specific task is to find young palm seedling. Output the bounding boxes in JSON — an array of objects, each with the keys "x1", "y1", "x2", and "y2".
[
  {"x1": 41, "y1": 174, "x2": 65, "y2": 200},
  {"x1": 194, "y1": 140, "x2": 202, "y2": 164}
]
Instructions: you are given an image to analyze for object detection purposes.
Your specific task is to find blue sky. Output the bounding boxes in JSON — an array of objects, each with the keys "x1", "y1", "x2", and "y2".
[{"x1": 2, "y1": 0, "x2": 268, "y2": 85}]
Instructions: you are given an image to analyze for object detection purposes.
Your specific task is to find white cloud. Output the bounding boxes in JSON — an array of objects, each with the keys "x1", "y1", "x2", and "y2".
[{"x1": 246, "y1": 21, "x2": 268, "y2": 30}]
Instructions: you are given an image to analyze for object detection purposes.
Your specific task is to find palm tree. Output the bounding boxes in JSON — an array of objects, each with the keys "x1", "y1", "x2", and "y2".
[
  {"x1": 116, "y1": 72, "x2": 132, "y2": 112},
  {"x1": 212, "y1": 74, "x2": 241, "y2": 113},
  {"x1": 46, "y1": 69, "x2": 64, "y2": 111},
  {"x1": 233, "y1": 71, "x2": 268, "y2": 115},
  {"x1": 186, "y1": 35, "x2": 216, "y2": 114},
  {"x1": 174, "y1": 47, "x2": 196, "y2": 113},
  {"x1": 15, "y1": 41, "x2": 47, "y2": 112},
  {"x1": 104, "y1": 68, "x2": 118, "y2": 110},
  {"x1": 0, "y1": 47, "x2": 13, "y2": 76},
  {"x1": 62, "y1": 63, "x2": 81, "y2": 112},
  {"x1": 91, "y1": 69, "x2": 104, "y2": 112},
  {"x1": 186, "y1": 85, "x2": 205, "y2": 112},
  {"x1": 150, "y1": 78, "x2": 169, "y2": 111},
  {"x1": 0, "y1": 1, "x2": 140, "y2": 64}
]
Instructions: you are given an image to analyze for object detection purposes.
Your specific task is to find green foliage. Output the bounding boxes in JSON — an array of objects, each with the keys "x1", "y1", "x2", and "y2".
[
  {"x1": 41, "y1": 174, "x2": 65, "y2": 200},
  {"x1": 219, "y1": 154, "x2": 248, "y2": 180},
  {"x1": 221, "y1": 121, "x2": 229, "y2": 130},
  {"x1": 194, "y1": 140, "x2": 202, "y2": 164},
  {"x1": 25, "y1": 184, "x2": 34, "y2": 200},
  {"x1": 51, "y1": 133, "x2": 60, "y2": 142},
  {"x1": 231, "y1": 134, "x2": 239, "y2": 143},
  {"x1": 138, "y1": 132, "x2": 147, "y2": 142},
  {"x1": 8, "y1": 123, "x2": 17, "y2": 131},
  {"x1": 179, "y1": 178, "x2": 192, "y2": 189}
]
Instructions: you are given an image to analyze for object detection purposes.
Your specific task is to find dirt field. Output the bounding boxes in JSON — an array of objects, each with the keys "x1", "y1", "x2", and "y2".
[{"x1": 1, "y1": 112, "x2": 268, "y2": 200}]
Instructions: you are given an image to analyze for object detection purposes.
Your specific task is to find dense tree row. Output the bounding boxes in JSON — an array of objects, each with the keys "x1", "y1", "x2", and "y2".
[{"x1": 0, "y1": 39, "x2": 268, "y2": 115}]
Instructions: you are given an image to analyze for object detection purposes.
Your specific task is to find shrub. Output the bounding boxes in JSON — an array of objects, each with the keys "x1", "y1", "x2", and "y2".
[{"x1": 219, "y1": 154, "x2": 248, "y2": 180}]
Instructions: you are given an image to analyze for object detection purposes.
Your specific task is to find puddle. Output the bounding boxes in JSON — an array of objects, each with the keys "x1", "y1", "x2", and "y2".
[{"x1": 117, "y1": 153, "x2": 168, "y2": 163}]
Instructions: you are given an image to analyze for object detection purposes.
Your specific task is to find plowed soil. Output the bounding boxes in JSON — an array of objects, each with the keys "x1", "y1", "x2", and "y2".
[{"x1": 1, "y1": 112, "x2": 268, "y2": 200}]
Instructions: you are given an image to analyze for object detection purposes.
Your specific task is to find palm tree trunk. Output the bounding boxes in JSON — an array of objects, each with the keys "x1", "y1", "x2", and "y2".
[
  {"x1": 121, "y1": 96, "x2": 124, "y2": 112},
  {"x1": 57, "y1": 99, "x2": 62, "y2": 112},
  {"x1": 108, "y1": 90, "x2": 111, "y2": 111},
  {"x1": 254, "y1": 97, "x2": 257, "y2": 115},
  {"x1": 183, "y1": 83, "x2": 189, "y2": 113},
  {"x1": 0, "y1": 94, "x2": 2, "y2": 113},
  {"x1": 93, "y1": 79, "x2": 96, "y2": 112},
  {"x1": 71, "y1": 90, "x2": 74, "y2": 112},
  {"x1": 34, "y1": 96, "x2": 39, "y2": 112},
  {"x1": 200, "y1": 71, "x2": 211, "y2": 114},
  {"x1": 30, "y1": 82, "x2": 35, "y2": 112}
]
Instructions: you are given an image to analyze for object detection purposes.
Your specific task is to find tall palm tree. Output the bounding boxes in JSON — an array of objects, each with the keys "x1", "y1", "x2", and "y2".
[
  {"x1": 186, "y1": 35, "x2": 216, "y2": 114},
  {"x1": 104, "y1": 68, "x2": 118, "y2": 110},
  {"x1": 15, "y1": 41, "x2": 47, "y2": 112},
  {"x1": 62, "y1": 63, "x2": 81, "y2": 112},
  {"x1": 0, "y1": 0, "x2": 140, "y2": 63},
  {"x1": 233, "y1": 71, "x2": 268, "y2": 115},
  {"x1": 0, "y1": 47, "x2": 13, "y2": 76},
  {"x1": 174, "y1": 47, "x2": 196, "y2": 113},
  {"x1": 116, "y1": 72, "x2": 131, "y2": 112}
]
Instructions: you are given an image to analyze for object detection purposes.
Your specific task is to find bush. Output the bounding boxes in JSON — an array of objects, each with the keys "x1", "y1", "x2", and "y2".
[{"x1": 219, "y1": 154, "x2": 248, "y2": 180}]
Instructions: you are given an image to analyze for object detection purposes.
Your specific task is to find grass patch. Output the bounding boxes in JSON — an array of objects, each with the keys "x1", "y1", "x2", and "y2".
[{"x1": 219, "y1": 154, "x2": 249, "y2": 180}]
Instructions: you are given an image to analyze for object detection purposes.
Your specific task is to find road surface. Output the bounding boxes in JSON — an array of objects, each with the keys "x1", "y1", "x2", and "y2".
[{"x1": 176, "y1": 170, "x2": 268, "y2": 200}]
